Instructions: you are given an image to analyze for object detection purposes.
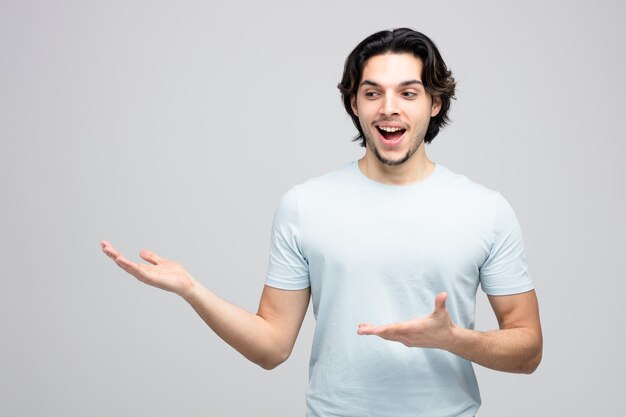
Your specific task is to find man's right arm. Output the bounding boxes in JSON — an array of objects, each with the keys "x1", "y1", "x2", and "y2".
[
  {"x1": 184, "y1": 283, "x2": 310, "y2": 369},
  {"x1": 101, "y1": 240, "x2": 310, "y2": 370}
]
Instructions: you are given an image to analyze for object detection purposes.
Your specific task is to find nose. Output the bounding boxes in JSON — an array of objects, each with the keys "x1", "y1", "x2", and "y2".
[{"x1": 381, "y1": 93, "x2": 399, "y2": 116}]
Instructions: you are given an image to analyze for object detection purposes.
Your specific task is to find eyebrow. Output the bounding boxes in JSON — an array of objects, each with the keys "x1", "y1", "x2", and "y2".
[{"x1": 360, "y1": 79, "x2": 423, "y2": 88}]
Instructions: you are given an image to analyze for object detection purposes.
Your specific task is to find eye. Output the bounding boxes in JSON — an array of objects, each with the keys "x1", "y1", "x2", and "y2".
[
  {"x1": 364, "y1": 91, "x2": 380, "y2": 98},
  {"x1": 402, "y1": 91, "x2": 417, "y2": 98}
]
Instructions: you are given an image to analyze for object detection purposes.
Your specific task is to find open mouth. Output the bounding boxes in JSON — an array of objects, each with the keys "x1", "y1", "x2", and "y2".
[{"x1": 376, "y1": 126, "x2": 406, "y2": 144}]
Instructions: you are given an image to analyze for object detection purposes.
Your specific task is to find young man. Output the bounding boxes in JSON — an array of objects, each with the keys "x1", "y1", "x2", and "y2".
[{"x1": 102, "y1": 28, "x2": 542, "y2": 417}]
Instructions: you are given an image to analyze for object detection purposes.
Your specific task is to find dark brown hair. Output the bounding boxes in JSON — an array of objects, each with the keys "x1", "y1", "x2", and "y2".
[{"x1": 338, "y1": 28, "x2": 456, "y2": 146}]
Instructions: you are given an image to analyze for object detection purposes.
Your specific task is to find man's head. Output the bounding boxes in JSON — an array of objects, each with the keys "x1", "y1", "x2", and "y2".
[{"x1": 338, "y1": 28, "x2": 456, "y2": 151}]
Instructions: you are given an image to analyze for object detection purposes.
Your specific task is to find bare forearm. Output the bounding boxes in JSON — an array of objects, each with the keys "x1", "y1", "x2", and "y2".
[
  {"x1": 101, "y1": 241, "x2": 302, "y2": 369},
  {"x1": 182, "y1": 280, "x2": 284, "y2": 370},
  {"x1": 445, "y1": 326, "x2": 542, "y2": 374}
]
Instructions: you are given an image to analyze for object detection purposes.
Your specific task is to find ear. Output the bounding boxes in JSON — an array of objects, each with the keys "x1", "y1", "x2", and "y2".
[
  {"x1": 431, "y1": 95, "x2": 442, "y2": 117},
  {"x1": 350, "y1": 95, "x2": 358, "y2": 116}
]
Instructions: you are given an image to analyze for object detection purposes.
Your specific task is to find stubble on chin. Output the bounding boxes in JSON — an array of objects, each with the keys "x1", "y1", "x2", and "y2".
[{"x1": 365, "y1": 133, "x2": 423, "y2": 167}]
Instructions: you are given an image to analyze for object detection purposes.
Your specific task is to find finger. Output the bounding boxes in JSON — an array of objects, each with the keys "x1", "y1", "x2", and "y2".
[
  {"x1": 115, "y1": 255, "x2": 135, "y2": 271},
  {"x1": 115, "y1": 255, "x2": 146, "y2": 275},
  {"x1": 115, "y1": 255, "x2": 155, "y2": 282},
  {"x1": 357, "y1": 323, "x2": 375, "y2": 335},
  {"x1": 375, "y1": 324, "x2": 400, "y2": 337},
  {"x1": 433, "y1": 292, "x2": 448, "y2": 313},
  {"x1": 140, "y1": 249, "x2": 163, "y2": 265},
  {"x1": 359, "y1": 324, "x2": 392, "y2": 336},
  {"x1": 101, "y1": 241, "x2": 122, "y2": 260}
]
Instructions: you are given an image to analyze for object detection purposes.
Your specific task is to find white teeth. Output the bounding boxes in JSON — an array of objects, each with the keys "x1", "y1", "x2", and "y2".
[{"x1": 378, "y1": 126, "x2": 404, "y2": 132}]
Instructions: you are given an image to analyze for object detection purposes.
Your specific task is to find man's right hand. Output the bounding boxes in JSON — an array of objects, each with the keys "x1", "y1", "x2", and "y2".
[
  {"x1": 100, "y1": 239, "x2": 310, "y2": 369},
  {"x1": 100, "y1": 240, "x2": 196, "y2": 298}
]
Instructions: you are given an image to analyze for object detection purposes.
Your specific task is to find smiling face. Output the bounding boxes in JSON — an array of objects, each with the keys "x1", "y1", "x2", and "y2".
[{"x1": 351, "y1": 53, "x2": 442, "y2": 166}]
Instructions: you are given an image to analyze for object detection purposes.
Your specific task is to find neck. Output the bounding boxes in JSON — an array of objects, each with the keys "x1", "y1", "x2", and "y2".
[{"x1": 358, "y1": 147, "x2": 435, "y2": 186}]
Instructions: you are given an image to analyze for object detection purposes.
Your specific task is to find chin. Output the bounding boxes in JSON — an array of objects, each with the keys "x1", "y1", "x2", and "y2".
[{"x1": 374, "y1": 149, "x2": 412, "y2": 166}]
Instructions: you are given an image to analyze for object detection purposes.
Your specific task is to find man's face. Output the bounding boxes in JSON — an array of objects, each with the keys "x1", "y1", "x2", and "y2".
[{"x1": 351, "y1": 53, "x2": 441, "y2": 166}]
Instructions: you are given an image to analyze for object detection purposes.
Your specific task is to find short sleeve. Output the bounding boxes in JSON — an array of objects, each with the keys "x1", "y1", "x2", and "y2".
[
  {"x1": 479, "y1": 192, "x2": 534, "y2": 295},
  {"x1": 264, "y1": 186, "x2": 310, "y2": 290}
]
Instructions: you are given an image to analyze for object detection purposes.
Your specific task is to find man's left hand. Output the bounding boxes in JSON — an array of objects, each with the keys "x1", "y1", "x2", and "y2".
[{"x1": 357, "y1": 292, "x2": 457, "y2": 349}]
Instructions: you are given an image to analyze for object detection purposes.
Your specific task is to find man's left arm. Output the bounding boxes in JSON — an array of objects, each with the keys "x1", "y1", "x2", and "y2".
[
  {"x1": 357, "y1": 290, "x2": 543, "y2": 374},
  {"x1": 450, "y1": 290, "x2": 542, "y2": 374}
]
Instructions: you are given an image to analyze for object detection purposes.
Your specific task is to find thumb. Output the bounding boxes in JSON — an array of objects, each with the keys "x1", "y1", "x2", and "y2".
[
  {"x1": 140, "y1": 249, "x2": 164, "y2": 265},
  {"x1": 433, "y1": 292, "x2": 448, "y2": 314}
]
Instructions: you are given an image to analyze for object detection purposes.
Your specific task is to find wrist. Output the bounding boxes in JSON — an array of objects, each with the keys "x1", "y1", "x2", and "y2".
[
  {"x1": 441, "y1": 322, "x2": 464, "y2": 352},
  {"x1": 179, "y1": 276, "x2": 201, "y2": 301},
  {"x1": 444, "y1": 324, "x2": 481, "y2": 357}
]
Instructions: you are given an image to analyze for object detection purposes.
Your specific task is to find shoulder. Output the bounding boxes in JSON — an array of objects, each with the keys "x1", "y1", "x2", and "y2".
[
  {"x1": 441, "y1": 167, "x2": 525, "y2": 239},
  {"x1": 288, "y1": 162, "x2": 355, "y2": 200},
  {"x1": 437, "y1": 164, "x2": 503, "y2": 207},
  {"x1": 273, "y1": 162, "x2": 353, "y2": 214}
]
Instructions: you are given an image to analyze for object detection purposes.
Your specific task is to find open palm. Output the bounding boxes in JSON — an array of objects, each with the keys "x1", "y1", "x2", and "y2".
[{"x1": 101, "y1": 240, "x2": 195, "y2": 297}]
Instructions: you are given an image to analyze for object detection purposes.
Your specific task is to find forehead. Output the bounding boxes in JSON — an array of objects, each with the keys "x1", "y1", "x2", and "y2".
[{"x1": 360, "y1": 53, "x2": 424, "y2": 86}]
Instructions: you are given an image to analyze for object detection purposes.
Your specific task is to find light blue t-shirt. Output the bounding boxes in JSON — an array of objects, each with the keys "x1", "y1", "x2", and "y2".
[{"x1": 265, "y1": 161, "x2": 533, "y2": 417}]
